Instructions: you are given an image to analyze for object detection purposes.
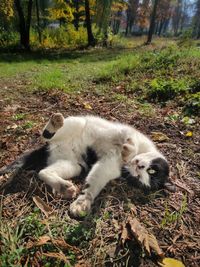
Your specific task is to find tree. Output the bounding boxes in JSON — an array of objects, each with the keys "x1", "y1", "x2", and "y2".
[
  {"x1": 172, "y1": 0, "x2": 183, "y2": 36},
  {"x1": 156, "y1": 0, "x2": 172, "y2": 36},
  {"x1": 96, "y1": 0, "x2": 113, "y2": 46},
  {"x1": 48, "y1": 0, "x2": 74, "y2": 26},
  {"x1": 85, "y1": 0, "x2": 96, "y2": 46},
  {"x1": 14, "y1": 0, "x2": 33, "y2": 50},
  {"x1": 125, "y1": 0, "x2": 139, "y2": 36},
  {"x1": 0, "y1": 0, "x2": 14, "y2": 30},
  {"x1": 137, "y1": 0, "x2": 151, "y2": 32},
  {"x1": 35, "y1": 0, "x2": 41, "y2": 43},
  {"x1": 193, "y1": 0, "x2": 200, "y2": 38},
  {"x1": 146, "y1": 0, "x2": 159, "y2": 44}
]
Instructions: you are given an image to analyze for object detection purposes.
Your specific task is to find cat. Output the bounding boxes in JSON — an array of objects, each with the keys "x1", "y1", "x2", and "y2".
[{"x1": 0, "y1": 113, "x2": 171, "y2": 217}]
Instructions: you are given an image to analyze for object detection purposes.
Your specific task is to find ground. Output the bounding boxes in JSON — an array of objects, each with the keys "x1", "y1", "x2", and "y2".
[{"x1": 0, "y1": 38, "x2": 199, "y2": 267}]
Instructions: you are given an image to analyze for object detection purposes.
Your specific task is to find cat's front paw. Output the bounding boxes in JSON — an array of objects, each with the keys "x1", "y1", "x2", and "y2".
[{"x1": 69, "y1": 193, "x2": 93, "y2": 218}]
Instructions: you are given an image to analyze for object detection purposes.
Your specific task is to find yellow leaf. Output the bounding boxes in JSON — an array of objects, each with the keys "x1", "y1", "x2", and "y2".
[
  {"x1": 83, "y1": 102, "x2": 93, "y2": 110},
  {"x1": 158, "y1": 258, "x2": 185, "y2": 267},
  {"x1": 151, "y1": 132, "x2": 169, "y2": 142},
  {"x1": 185, "y1": 131, "x2": 193, "y2": 137}
]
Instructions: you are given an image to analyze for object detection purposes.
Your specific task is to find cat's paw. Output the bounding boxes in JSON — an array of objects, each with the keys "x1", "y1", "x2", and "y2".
[
  {"x1": 50, "y1": 113, "x2": 64, "y2": 130},
  {"x1": 52, "y1": 181, "x2": 78, "y2": 199},
  {"x1": 69, "y1": 193, "x2": 92, "y2": 218},
  {"x1": 60, "y1": 183, "x2": 78, "y2": 199}
]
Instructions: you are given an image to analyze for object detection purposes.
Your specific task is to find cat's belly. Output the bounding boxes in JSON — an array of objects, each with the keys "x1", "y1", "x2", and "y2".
[{"x1": 47, "y1": 141, "x2": 84, "y2": 165}]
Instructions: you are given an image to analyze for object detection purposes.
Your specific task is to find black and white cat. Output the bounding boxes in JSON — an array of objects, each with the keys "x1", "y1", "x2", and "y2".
[{"x1": 0, "y1": 113, "x2": 170, "y2": 217}]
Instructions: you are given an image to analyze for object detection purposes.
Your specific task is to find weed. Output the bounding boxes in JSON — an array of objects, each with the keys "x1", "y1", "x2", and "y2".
[
  {"x1": 22, "y1": 121, "x2": 34, "y2": 129},
  {"x1": 64, "y1": 223, "x2": 92, "y2": 247},
  {"x1": 161, "y1": 194, "x2": 187, "y2": 228},
  {"x1": 12, "y1": 113, "x2": 25, "y2": 121},
  {"x1": 183, "y1": 92, "x2": 200, "y2": 116}
]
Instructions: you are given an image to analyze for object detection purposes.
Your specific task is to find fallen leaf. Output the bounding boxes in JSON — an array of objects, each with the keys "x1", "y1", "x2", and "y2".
[
  {"x1": 83, "y1": 102, "x2": 93, "y2": 110},
  {"x1": 26, "y1": 235, "x2": 51, "y2": 249},
  {"x1": 158, "y1": 258, "x2": 185, "y2": 267},
  {"x1": 151, "y1": 132, "x2": 169, "y2": 142},
  {"x1": 124, "y1": 216, "x2": 164, "y2": 257},
  {"x1": 53, "y1": 238, "x2": 80, "y2": 253},
  {"x1": 33, "y1": 196, "x2": 53, "y2": 217},
  {"x1": 121, "y1": 222, "x2": 130, "y2": 245},
  {"x1": 185, "y1": 131, "x2": 193, "y2": 137},
  {"x1": 42, "y1": 252, "x2": 69, "y2": 264}
]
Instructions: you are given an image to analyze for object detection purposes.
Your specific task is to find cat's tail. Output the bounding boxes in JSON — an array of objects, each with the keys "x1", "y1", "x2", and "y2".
[{"x1": 0, "y1": 144, "x2": 49, "y2": 176}]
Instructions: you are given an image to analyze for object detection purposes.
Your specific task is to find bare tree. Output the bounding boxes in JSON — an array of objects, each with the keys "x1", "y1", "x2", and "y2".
[{"x1": 146, "y1": 0, "x2": 159, "y2": 44}]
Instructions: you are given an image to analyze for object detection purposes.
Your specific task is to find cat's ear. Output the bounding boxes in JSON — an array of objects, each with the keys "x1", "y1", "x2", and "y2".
[{"x1": 164, "y1": 181, "x2": 176, "y2": 192}]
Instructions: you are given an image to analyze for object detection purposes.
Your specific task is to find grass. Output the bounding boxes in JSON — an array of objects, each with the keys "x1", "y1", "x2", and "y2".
[
  {"x1": 0, "y1": 38, "x2": 199, "y2": 116},
  {"x1": 1, "y1": 38, "x2": 199, "y2": 116},
  {"x1": 161, "y1": 194, "x2": 188, "y2": 228}
]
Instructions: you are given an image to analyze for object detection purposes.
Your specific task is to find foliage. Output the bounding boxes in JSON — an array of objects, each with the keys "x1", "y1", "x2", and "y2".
[
  {"x1": 47, "y1": 0, "x2": 74, "y2": 22},
  {"x1": 0, "y1": 31, "x2": 18, "y2": 47},
  {"x1": 41, "y1": 25, "x2": 87, "y2": 48},
  {"x1": 147, "y1": 78, "x2": 189, "y2": 102},
  {"x1": 0, "y1": 0, "x2": 14, "y2": 21},
  {"x1": 184, "y1": 92, "x2": 200, "y2": 116}
]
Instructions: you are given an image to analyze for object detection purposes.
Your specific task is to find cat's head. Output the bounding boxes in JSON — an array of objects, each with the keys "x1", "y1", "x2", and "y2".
[{"x1": 122, "y1": 145, "x2": 173, "y2": 191}]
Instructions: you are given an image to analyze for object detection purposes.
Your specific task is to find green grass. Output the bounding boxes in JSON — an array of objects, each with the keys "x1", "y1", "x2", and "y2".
[
  {"x1": 0, "y1": 206, "x2": 93, "y2": 266},
  {"x1": 0, "y1": 37, "x2": 199, "y2": 112}
]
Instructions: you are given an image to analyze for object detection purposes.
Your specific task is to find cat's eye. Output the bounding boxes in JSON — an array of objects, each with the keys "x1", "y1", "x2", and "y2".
[{"x1": 147, "y1": 168, "x2": 156, "y2": 175}]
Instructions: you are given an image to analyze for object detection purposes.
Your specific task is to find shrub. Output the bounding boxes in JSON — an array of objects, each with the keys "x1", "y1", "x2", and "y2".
[
  {"x1": 184, "y1": 92, "x2": 200, "y2": 116},
  {"x1": 0, "y1": 30, "x2": 18, "y2": 47},
  {"x1": 41, "y1": 25, "x2": 87, "y2": 48},
  {"x1": 147, "y1": 78, "x2": 189, "y2": 102}
]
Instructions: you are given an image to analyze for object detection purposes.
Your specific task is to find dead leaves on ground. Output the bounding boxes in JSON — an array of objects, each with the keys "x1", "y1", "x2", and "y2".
[
  {"x1": 121, "y1": 215, "x2": 185, "y2": 266},
  {"x1": 121, "y1": 215, "x2": 163, "y2": 257},
  {"x1": 33, "y1": 196, "x2": 54, "y2": 218}
]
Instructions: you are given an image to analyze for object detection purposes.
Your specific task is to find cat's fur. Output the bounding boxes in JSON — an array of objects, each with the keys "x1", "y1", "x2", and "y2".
[{"x1": 0, "y1": 113, "x2": 170, "y2": 217}]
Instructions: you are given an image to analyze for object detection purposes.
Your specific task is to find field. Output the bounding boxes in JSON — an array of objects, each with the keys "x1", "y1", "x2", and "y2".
[{"x1": 0, "y1": 38, "x2": 199, "y2": 267}]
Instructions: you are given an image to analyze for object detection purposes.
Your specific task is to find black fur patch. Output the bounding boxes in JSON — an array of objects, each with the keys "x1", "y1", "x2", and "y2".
[
  {"x1": 82, "y1": 147, "x2": 98, "y2": 169},
  {"x1": 43, "y1": 130, "x2": 55, "y2": 139},
  {"x1": 149, "y1": 157, "x2": 169, "y2": 190},
  {"x1": 23, "y1": 144, "x2": 50, "y2": 172}
]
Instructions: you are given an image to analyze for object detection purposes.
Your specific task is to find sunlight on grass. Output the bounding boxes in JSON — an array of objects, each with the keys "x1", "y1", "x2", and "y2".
[{"x1": 34, "y1": 68, "x2": 65, "y2": 90}]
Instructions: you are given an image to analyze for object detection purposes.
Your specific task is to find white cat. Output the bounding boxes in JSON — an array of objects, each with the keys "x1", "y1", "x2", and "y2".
[
  {"x1": 40, "y1": 113, "x2": 169, "y2": 217},
  {"x1": 0, "y1": 113, "x2": 170, "y2": 217}
]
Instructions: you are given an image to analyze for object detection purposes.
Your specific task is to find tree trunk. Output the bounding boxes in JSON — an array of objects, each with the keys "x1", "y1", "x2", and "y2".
[
  {"x1": 162, "y1": 19, "x2": 170, "y2": 34},
  {"x1": 146, "y1": 0, "x2": 159, "y2": 44},
  {"x1": 158, "y1": 20, "x2": 164, "y2": 36},
  {"x1": 14, "y1": 0, "x2": 33, "y2": 50},
  {"x1": 85, "y1": 0, "x2": 95, "y2": 46},
  {"x1": 35, "y1": 0, "x2": 42, "y2": 43},
  {"x1": 73, "y1": 0, "x2": 79, "y2": 30}
]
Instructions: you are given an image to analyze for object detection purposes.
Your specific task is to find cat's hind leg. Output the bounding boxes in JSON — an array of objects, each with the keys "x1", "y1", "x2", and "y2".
[
  {"x1": 42, "y1": 113, "x2": 64, "y2": 139},
  {"x1": 39, "y1": 160, "x2": 82, "y2": 199},
  {"x1": 70, "y1": 155, "x2": 122, "y2": 217}
]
